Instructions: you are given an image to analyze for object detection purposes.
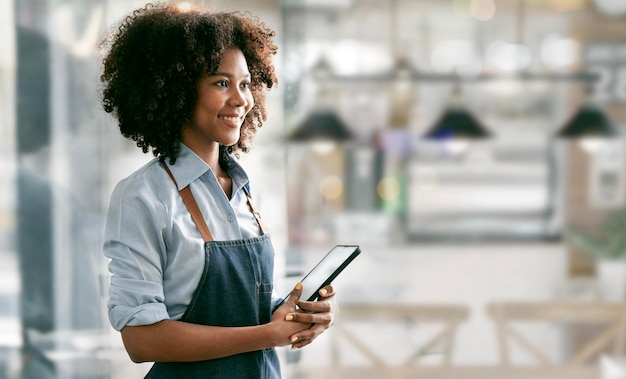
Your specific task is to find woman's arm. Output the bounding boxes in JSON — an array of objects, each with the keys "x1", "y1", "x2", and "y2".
[
  {"x1": 122, "y1": 319, "x2": 285, "y2": 363},
  {"x1": 120, "y1": 283, "x2": 318, "y2": 362}
]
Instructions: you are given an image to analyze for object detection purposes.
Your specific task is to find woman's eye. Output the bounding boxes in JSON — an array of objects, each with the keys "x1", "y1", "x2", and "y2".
[
  {"x1": 241, "y1": 81, "x2": 251, "y2": 89},
  {"x1": 216, "y1": 80, "x2": 228, "y2": 87}
]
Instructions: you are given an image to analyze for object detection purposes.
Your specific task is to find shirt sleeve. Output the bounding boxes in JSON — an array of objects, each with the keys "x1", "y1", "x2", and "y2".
[{"x1": 103, "y1": 178, "x2": 171, "y2": 331}]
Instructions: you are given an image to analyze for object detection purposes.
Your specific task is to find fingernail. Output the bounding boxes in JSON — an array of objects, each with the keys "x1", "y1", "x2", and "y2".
[
  {"x1": 319, "y1": 288, "x2": 327, "y2": 296},
  {"x1": 295, "y1": 282, "x2": 302, "y2": 290},
  {"x1": 290, "y1": 336, "x2": 298, "y2": 343},
  {"x1": 291, "y1": 345, "x2": 298, "y2": 350},
  {"x1": 285, "y1": 314, "x2": 294, "y2": 321}
]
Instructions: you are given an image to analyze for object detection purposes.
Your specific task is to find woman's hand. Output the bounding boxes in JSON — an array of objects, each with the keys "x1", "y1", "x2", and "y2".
[
  {"x1": 269, "y1": 282, "x2": 311, "y2": 346},
  {"x1": 285, "y1": 284, "x2": 338, "y2": 349}
]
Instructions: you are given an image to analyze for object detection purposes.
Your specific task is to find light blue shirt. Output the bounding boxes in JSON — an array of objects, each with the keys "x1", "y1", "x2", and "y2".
[{"x1": 104, "y1": 143, "x2": 263, "y2": 331}]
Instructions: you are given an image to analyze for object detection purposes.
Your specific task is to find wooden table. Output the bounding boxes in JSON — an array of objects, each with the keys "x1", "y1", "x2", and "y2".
[
  {"x1": 329, "y1": 303, "x2": 469, "y2": 366},
  {"x1": 487, "y1": 302, "x2": 626, "y2": 366},
  {"x1": 292, "y1": 366, "x2": 601, "y2": 379}
]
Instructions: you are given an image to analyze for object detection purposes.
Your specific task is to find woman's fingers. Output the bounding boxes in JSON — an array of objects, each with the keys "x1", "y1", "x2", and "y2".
[
  {"x1": 289, "y1": 323, "x2": 329, "y2": 349},
  {"x1": 287, "y1": 282, "x2": 303, "y2": 304},
  {"x1": 318, "y1": 284, "x2": 335, "y2": 298},
  {"x1": 284, "y1": 308, "x2": 333, "y2": 324},
  {"x1": 284, "y1": 284, "x2": 336, "y2": 322}
]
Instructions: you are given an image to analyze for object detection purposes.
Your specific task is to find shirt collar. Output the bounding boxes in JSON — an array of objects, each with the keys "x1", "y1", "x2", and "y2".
[
  {"x1": 163, "y1": 143, "x2": 211, "y2": 190},
  {"x1": 164, "y1": 142, "x2": 249, "y2": 192},
  {"x1": 223, "y1": 152, "x2": 250, "y2": 196}
]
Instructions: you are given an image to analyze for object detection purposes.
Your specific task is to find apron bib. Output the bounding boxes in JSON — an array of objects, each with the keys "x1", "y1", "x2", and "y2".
[{"x1": 144, "y1": 163, "x2": 281, "y2": 379}]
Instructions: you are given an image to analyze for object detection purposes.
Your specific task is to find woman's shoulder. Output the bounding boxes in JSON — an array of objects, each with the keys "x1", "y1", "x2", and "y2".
[{"x1": 110, "y1": 158, "x2": 171, "y2": 203}]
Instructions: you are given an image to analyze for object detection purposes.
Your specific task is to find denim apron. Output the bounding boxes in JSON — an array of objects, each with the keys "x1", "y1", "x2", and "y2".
[{"x1": 144, "y1": 163, "x2": 281, "y2": 379}]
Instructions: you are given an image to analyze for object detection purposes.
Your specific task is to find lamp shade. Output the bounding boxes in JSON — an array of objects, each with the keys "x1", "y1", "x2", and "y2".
[
  {"x1": 288, "y1": 110, "x2": 353, "y2": 142},
  {"x1": 424, "y1": 107, "x2": 490, "y2": 140},
  {"x1": 556, "y1": 105, "x2": 620, "y2": 138}
]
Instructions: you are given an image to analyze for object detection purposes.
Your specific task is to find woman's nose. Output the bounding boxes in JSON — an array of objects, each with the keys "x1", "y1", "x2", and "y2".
[{"x1": 229, "y1": 88, "x2": 248, "y2": 108}]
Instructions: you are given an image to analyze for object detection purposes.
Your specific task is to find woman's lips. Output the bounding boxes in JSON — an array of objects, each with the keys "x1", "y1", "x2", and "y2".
[{"x1": 218, "y1": 115, "x2": 243, "y2": 127}]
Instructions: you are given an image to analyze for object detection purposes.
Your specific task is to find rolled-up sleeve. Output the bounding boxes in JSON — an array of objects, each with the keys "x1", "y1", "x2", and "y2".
[{"x1": 104, "y1": 178, "x2": 170, "y2": 331}]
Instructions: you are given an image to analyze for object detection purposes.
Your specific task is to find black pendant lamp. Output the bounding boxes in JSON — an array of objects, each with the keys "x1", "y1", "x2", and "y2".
[
  {"x1": 556, "y1": 81, "x2": 620, "y2": 139},
  {"x1": 288, "y1": 110, "x2": 353, "y2": 142},
  {"x1": 556, "y1": 105, "x2": 620, "y2": 139},
  {"x1": 425, "y1": 107, "x2": 490, "y2": 139},
  {"x1": 289, "y1": 54, "x2": 353, "y2": 143},
  {"x1": 424, "y1": 85, "x2": 490, "y2": 140}
]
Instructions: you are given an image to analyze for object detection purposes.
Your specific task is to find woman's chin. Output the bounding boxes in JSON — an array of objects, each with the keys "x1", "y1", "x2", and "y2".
[{"x1": 220, "y1": 137, "x2": 240, "y2": 148}]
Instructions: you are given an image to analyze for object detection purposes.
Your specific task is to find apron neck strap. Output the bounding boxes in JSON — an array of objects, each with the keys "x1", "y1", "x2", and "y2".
[
  {"x1": 161, "y1": 161, "x2": 269, "y2": 242},
  {"x1": 242, "y1": 185, "x2": 269, "y2": 235},
  {"x1": 161, "y1": 161, "x2": 214, "y2": 242}
]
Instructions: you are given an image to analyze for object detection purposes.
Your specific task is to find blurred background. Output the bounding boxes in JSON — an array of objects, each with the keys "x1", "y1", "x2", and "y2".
[{"x1": 2, "y1": 0, "x2": 626, "y2": 378}]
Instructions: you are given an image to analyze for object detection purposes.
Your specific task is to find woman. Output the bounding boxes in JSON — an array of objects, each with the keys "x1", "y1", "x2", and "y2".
[{"x1": 100, "y1": 3, "x2": 336, "y2": 378}]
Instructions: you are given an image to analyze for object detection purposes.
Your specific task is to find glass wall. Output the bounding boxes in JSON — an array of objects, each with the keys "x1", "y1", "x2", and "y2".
[{"x1": 1, "y1": 1, "x2": 285, "y2": 378}]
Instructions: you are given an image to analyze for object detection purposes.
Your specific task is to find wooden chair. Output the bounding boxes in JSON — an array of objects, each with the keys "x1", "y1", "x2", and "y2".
[
  {"x1": 328, "y1": 303, "x2": 469, "y2": 367},
  {"x1": 486, "y1": 302, "x2": 626, "y2": 366}
]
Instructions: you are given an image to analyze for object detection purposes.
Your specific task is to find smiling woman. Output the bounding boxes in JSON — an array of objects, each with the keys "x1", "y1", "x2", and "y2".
[
  {"x1": 99, "y1": 3, "x2": 339, "y2": 379},
  {"x1": 100, "y1": 3, "x2": 276, "y2": 162}
]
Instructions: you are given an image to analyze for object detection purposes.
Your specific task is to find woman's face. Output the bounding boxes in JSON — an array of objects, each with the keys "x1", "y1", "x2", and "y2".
[{"x1": 183, "y1": 48, "x2": 254, "y2": 152}]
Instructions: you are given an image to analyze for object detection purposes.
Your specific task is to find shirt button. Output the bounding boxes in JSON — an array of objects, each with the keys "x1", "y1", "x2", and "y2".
[{"x1": 227, "y1": 214, "x2": 234, "y2": 222}]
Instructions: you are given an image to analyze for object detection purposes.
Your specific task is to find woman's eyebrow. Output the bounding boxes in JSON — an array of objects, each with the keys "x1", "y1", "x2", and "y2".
[{"x1": 210, "y1": 72, "x2": 251, "y2": 78}]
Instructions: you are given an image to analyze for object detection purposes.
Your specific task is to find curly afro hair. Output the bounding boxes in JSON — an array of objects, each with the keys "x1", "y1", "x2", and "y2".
[{"x1": 99, "y1": 3, "x2": 278, "y2": 163}]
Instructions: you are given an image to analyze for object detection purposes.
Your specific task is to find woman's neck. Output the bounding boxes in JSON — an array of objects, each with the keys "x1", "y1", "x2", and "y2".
[
  {"x1": 182, "y1": 139, "x2": 221, "y2": 171},
  {"x1": 181, "y1": 140, "x2": 232, "y2": 198}
]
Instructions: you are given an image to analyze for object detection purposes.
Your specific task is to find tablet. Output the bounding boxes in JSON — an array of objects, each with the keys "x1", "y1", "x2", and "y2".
[{"x1": 288, "y1": 244, "x2": 361, "y2": 302}]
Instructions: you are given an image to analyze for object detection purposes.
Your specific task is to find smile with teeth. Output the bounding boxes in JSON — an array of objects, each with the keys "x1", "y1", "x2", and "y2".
[{"x1": 219, "y1": 115, "x2": 243, "y2": 122}]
